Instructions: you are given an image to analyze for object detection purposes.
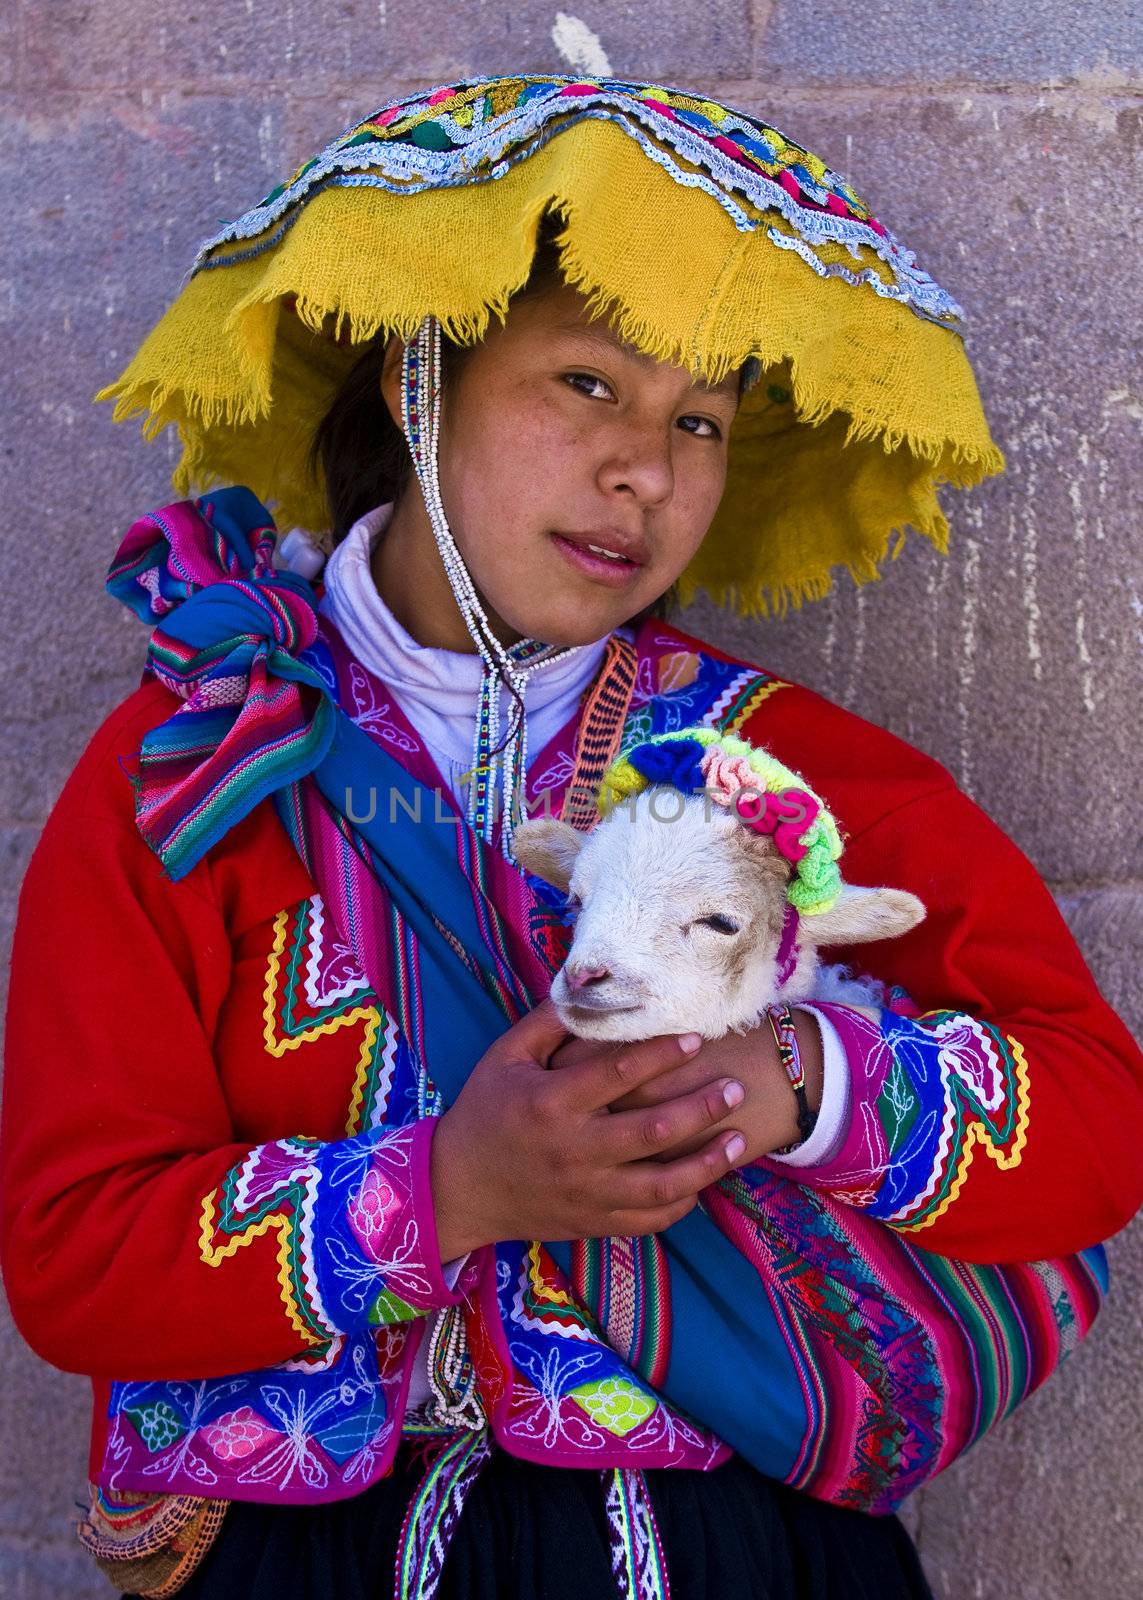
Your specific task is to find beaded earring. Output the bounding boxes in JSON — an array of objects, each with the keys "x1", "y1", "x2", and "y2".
[{"x1": 399, "y1": 315, "x2": 584, "y2": 857}]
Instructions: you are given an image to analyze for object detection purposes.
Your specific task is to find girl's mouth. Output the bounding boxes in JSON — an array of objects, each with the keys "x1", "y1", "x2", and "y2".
[{"x1": 549, "y1": 532, "x2": 645, "y2": 586}]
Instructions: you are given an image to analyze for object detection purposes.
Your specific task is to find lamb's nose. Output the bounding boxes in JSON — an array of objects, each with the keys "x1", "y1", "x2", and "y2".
[{"x1": 565, "y1": 963, "x2": 611, "y2": 992}]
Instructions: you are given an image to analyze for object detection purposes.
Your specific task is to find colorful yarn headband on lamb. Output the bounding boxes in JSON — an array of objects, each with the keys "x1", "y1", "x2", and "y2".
[{"x1": 598, "y1": 726, "x2": 844, "y2": 914}]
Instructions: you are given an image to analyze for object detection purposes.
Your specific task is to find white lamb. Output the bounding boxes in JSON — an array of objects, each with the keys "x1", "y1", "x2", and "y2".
[{"x1": 512, "y1": 727, "x2": 925, "y2": 1042}]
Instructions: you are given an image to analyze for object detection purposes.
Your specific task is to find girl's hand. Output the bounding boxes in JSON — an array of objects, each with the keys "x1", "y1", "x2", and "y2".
[
  {"x1": 430, "y1": 997, "x2": 748, "y2": 1260},
  {"x1": 586, "y1": 1014, "x2": 825, "y2": 1164}
]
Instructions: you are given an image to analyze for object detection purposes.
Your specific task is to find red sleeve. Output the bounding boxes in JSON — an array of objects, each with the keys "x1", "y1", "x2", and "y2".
[
  {"x1": 0, "y1": 694, "x2": 462, "y2": 1383},
  {"x1": 737, "y1": 681, "x2": 1143, "y2": 1264}
]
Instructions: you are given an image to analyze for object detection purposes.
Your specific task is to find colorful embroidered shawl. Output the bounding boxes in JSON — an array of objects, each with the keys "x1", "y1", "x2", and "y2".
[{"x1": 104, "y1": 487, "x2": 1106, "y2": 1520}]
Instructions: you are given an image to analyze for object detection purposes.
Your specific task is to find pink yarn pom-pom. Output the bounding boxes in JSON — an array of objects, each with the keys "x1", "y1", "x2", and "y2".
[
  {"x1": 700, "y1": 748, "x2": 757, "y2": 805},
  {"x1": 699, "y1": 748, "x2": 821, "y2": 863},
  {"x1": 734, "y1": 787, "x2": 820, "y2": 863}
]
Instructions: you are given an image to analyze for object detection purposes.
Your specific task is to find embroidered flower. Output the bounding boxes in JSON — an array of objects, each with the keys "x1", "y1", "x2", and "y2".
[
  {"x1": 569, "y1": 1376, "x2": 656, "y2": 1438},
  {"x1": 348, "y1": 1165, "x2": 401, "y2": 1252},
  {"x1": 204, "y1": 1406, "x2": 275, "y2": 1462},
  {"x1": 127, "y1": 1400, "x2": 184, "y2": 1452}
]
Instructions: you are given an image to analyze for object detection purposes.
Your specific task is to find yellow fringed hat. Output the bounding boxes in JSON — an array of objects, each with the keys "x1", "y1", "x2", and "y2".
[{"x1": 97, "y1": 73, "x2": 1004, "y2": 618}]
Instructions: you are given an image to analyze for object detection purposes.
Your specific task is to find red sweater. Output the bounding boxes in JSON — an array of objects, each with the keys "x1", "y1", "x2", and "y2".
[{"x1": 3, "y1": 628, "x2": 1141, "y2": 1486}]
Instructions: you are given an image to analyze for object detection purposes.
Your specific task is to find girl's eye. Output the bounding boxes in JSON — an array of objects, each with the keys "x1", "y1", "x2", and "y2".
[
  {"x1": 677, "y1": 414, "x2": 722, "y2": 440},
  {"x1": 695, "y1": 913, "x2": 740, "y2": 935},
  {"x1": 564, "y1": 372, "x2": 614, "y2": 401},
  {"x1": 563, "y1": 374, "x2": 722, "y2": 438}
]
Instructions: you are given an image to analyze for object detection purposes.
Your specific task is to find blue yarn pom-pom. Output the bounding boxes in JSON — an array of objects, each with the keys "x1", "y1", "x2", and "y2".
[{"x1": 626, "y1": 737, "x2": 707, "y2": 793}]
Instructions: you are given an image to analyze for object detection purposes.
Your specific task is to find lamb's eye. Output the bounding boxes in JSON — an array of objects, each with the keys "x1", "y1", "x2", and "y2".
[
  {"x1": 565, "y1": 893, "x2": 582, "y2": 914},
  {"x1": 696, "y1": 913, "x2": 740, "y2": 935}
]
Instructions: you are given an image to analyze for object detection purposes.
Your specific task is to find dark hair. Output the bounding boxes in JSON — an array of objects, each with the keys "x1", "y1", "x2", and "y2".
[{"x1": 309, "y1": 218, "x2": 679, "y2": 762}]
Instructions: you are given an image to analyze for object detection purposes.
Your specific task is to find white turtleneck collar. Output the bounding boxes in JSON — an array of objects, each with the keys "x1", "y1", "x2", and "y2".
[{"x1": 314, "y1": 504, "x2": 620, "y2": 782}]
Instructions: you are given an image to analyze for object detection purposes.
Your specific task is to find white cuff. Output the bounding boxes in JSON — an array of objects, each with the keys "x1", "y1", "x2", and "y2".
[{"x1": 767, "y1": 1006, "x2": 850, "y2": 1168}]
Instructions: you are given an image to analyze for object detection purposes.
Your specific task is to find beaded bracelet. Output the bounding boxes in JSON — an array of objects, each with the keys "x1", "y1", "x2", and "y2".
[{"x1": 765, "y1": 1002, "x2": 818, "y2": 1155}]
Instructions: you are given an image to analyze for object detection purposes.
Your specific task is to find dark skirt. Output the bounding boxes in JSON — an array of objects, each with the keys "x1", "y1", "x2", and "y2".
[{"x1": 150, "y1": 1443, "x2": 935, "y2": 1600}]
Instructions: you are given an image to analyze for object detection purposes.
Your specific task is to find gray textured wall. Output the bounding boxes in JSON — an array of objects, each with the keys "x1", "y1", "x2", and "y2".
[{"x1": 1, "y1": 4, "x2": 1140, "y2": 1597}]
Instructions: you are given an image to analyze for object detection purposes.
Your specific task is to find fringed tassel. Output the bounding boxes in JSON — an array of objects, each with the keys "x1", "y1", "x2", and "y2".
[
  {"x1": 603, "y1": 1467, "x2": 672, "y2": 1600},
  {"x1": 394, "y1": 1429, "x2": 492, "y2": 1600}
]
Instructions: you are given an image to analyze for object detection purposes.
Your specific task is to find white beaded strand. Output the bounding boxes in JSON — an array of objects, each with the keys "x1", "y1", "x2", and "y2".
[{"x1": 400, "y1": 314, "x2": 585, "y2": 856}]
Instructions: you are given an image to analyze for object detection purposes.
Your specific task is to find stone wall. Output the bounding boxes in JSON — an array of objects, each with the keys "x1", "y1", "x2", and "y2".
[{"x1": 1, "y1": 5, "x2": 1139, "y2": 1596}]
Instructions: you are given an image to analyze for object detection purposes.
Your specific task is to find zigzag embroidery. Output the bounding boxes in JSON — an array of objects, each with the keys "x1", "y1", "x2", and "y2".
[
  {"x1": 705, "y1": 668, "x2": 787, "y2": 733},
  {"x1": 302, "y1": 895, "x2": 370, "y2": 1010},
  {"x1": 511, "y1": 1242, "x2": 596, "y2": 1341},
  {"x1": 261, "y1": 900, "x2": 378, "y2": 1050},
  {"x1": 262, "y1": 900, "x2": 397, "y2": 1134},
  {"x1": 344, "y1": 1007, "x2": 401, "y2": 1136},
  {"x1": 198, "y1": 1137, "x2": 334, "y2": 1346},
  {"x1": 890, "y1": 1027, "x2": 1031, "y2": 1233},
  {"x1": 197, "y1": 902, "x2": 406, "y2": 1348}
]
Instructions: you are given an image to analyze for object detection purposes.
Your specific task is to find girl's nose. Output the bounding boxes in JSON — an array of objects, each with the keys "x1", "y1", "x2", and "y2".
[{"x1": 599, "y1": 425, "x2": 674, "y2": 509}]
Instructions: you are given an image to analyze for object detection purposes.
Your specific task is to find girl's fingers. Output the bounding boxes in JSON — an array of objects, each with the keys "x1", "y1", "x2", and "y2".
[
  {"x1": 606, "y1": 1196, "x2": 702, "y2": 1237},
  {"x1": 608, "y1": 1056, "x2": 718, "y2": 1112},
  {"x1": 608, "y1": 1129, "x2": 747, "y2": 1213},
  {"x1": 552, "y1": 1031, "x2": 704, "y2": 1115},
  {"x1": 503, "y1": 996, "x2": 573, "y2": 1067},
  {"x1": 596, "y1": 1077, "x2": 745, "y2": 1162}
]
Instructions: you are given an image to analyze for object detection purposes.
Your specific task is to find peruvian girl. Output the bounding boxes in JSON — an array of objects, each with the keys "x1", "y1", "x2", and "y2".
[{"x1": 3, "y1": 74, "x2": 1141, "y2": 1600}]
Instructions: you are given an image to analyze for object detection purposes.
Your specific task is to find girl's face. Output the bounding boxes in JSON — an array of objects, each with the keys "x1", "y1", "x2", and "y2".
[{"x1": 379, "y1": 281, "x2": 740, "y2": 648}]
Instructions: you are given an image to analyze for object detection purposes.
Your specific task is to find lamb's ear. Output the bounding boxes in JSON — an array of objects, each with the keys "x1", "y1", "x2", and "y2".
[
  {"x1": 800, "y1": 885, "x2": 926, "y2": 948},
  {"x1": 511, "y1": 818, "x2": 586, "y2": 892}
]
